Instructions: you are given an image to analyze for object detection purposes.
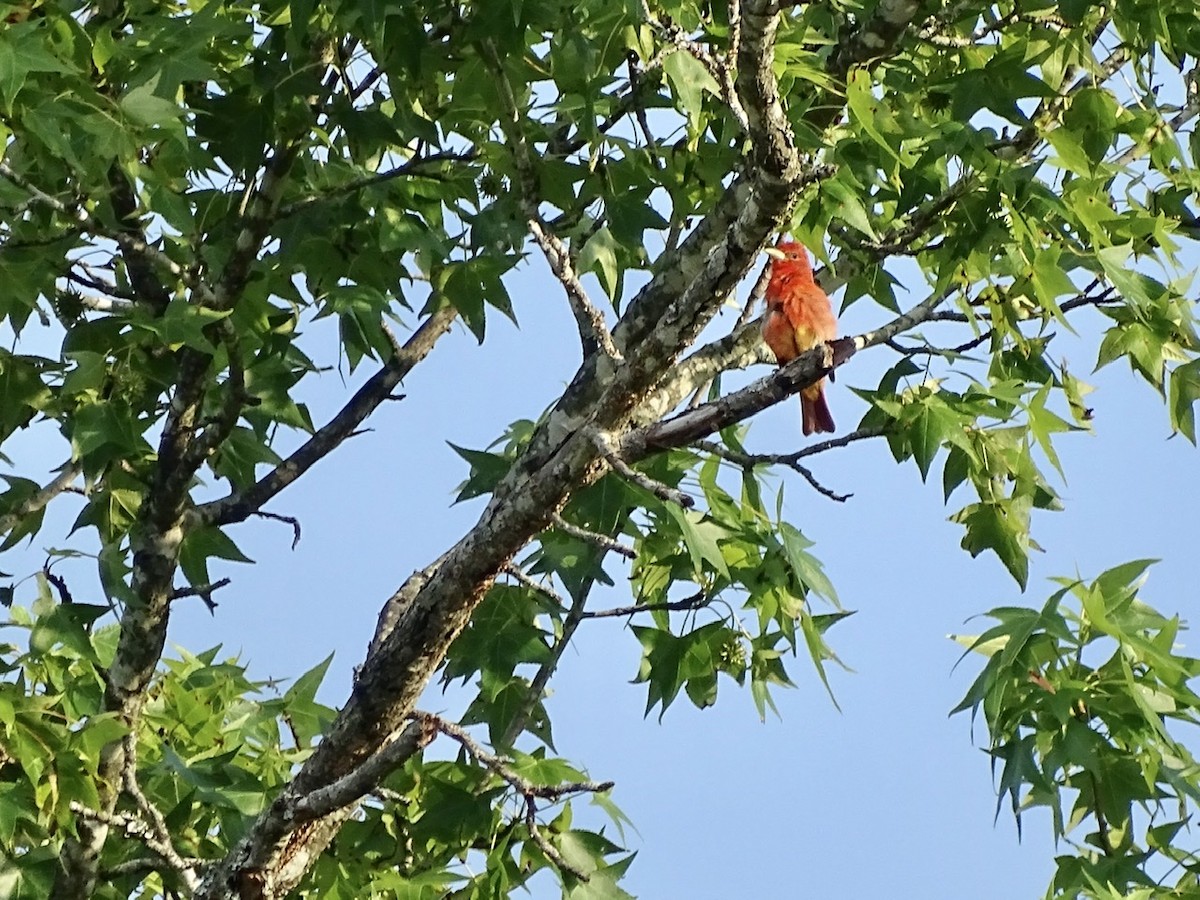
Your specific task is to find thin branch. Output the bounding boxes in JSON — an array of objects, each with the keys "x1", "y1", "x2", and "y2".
[
  {"x1": 253, "y1": 510, "x2": 302, "y2": 549},
  {"x1": 693, "y1": 440, "x2": 853, "y2": 502},
  {"x1": 550, "y1": 514, "x2": 637, "y2": 559},
  {"x1": 592, "y1": 431, "x2": 694, "y2": 508},
  {"x1": 581, "y1": 590, "x2": 709, "y2": 620},
  {"x1": 119, "y1": 735, "x2": 200, "y2": 891},
  {"x1": 499, "y1": 572, "x2": 594, "y2": 748},
  {"x1": 419, "y1": 713, "x2": 614, "y2": 882},
  {"x1": 198, "y1": 305, "x2": 458, "y2": 527},
  {"x1": 0, "y1": 463, "x2": 82, "y2": 538},
  {"x1": 528, "y1": 219, "x2": 622, "y2": 360},
  {"x1": 276, "y1": 151, "x2": 479, "y2": 218},
  {"x1": 502, "y1": 564, "x2": 566, "y2": 608},
  {"x1": 642, "y1": 1, "x2": 749, "y2": 130},
  {"x1": 168, "y1": 578, "x2": 232, "y2": 612},
  {"x1": 68, "y1": 801, "x2": 199, "y2": 891},
  {"x1": 214, "y1": 144, "x2": 298, "y2": 310}
]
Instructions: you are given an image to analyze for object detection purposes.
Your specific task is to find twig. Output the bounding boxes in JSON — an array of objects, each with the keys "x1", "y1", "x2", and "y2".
[
  {"x1": 528, "y1": 219, "x2": 622, "y2": 360},
  {"x1": 0, "y1": 462, "x2": 82, "y2": 538},
  {"x1": 581, "y1": 590, "x2": 708, "y2": 619},
  {"x1": 592, "y1": 431, "x2": 694, "y2": 508},
  {"x1": 886, "y1": 329, "x2": 993, "y2": 358},
  {"x1": 418, "y1": 713, "x2": 614, "y2": 882},
  {"x1": 276, "y1": 151, "x2": 478, "y2": 218},
  {"x1": 642, "y1": 1, "x2": 749, "y2": 130},
  {"x1": 499, "y1": 571, "x2": 600, "y2": 749},
  {"x1": 119, "y1": 735, "x2": 200, "y2": 891},
  {"x1": 169, "y1": 578, "x2": 232, "y2": 612},
  {"x1": 502, "y1": 563, "x2": 566, "y2": 608},
  {"x1": 693, "y1": 440, "x2": 853, "y2": 502},
  {"x1": 253, "y1": 510, "x2": 302, "y2": 549},
  {"x1": 69, "y1": 800, "x2": 199, "y2": 891},
  {"x1": 550, "y1": 514, "x2": 637, "y2": 559}
]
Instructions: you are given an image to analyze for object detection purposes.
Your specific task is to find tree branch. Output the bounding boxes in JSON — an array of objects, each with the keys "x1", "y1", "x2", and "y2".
[
  {"x1": 196, "y1": 6, "x2": 811, "y2": 893},
  {"x1": 421, "y1": 714, "x2": 614, "y2": 882},
  {"x1": 0, "y1": 463, "x2": 82, "y2": 539},
  {"x1": 198, "y1": 305, "x2": 458, "y2": 527},
  {"x1": 551, "y1": 514, "x2": 637, "y2": 559},
  {"x1": 693, "y1": 440, "x2": 853, "y2": 502}
]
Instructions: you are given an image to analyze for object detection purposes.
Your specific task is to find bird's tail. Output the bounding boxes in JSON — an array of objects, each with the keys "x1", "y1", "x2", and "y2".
[{"x1": 801, "y1": 383, "x2": 835, "y2": 436}]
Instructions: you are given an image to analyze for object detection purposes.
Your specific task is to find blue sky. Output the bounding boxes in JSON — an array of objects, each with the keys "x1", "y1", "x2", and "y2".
[
  {"x1": 163, "y1": 257, "x2": 1200, "y2": 895},
  {"x1": 3, "y1": 236, "x2": 1197, "y2": 897}
]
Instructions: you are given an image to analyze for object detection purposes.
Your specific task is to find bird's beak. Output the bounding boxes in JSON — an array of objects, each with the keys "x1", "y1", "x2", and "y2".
[{"x1": 763, "y1": 246, "x2": 786, "y2": 260}]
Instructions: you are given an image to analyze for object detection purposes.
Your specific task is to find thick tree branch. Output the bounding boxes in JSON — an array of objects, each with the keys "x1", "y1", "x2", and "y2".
[
  {"x1": 291, "y1": 719, "x2": 433, "y2": 822},
  {"x1": 830, "y1": 0, "x2": 923, "y2": 77},
  {"x1": 196, "y1": 6, "x2": 808, "y2": 894}
]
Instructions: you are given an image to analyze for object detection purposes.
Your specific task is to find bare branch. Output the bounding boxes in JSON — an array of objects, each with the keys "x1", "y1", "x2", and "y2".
[
  {"x1": 0, "y1": 463, "x2": 82, "y2": 539},
  {"x1": 581, "y1": 590, "x2": 709, "y2": 620},
  {"x1": 502, "y1": 564, "x2": 566, "y2": 608},
  {"x1": 420, "y1": 713, "x2": 614, "y2": 882},
  {"x1": 119, "y1": 735, "x2": 201, "y2": 891},
  {"x1": 68, "y1": 800, "x2": 199, "y2": 891},
  {"x1": 169, "y1": 578, "x2": 232, "y2": 612},
  {"x1": 277, "y1": 151, "x2": 479, "y2": 218},
  {"x1": 694, "y1": 440, "x2": 853, "y2": 502},
  {"x1": 528, "y1": 218, "x2": 622, "y2": 360},
  {"x1": 550, "y1": 514, "x2": 637, "y2": 560},
  {"x1": 499, "y1": 571, "x2": 594, "y2": 748},
  {"x1": 592, "y1": 430, "x2": 694, "y2": 508},
  {"x1": 198, "y1": 305, "x2": 458, "y2": 527},
  {"x1": 253, "y1": 510, "x2": 302, "y2": 549}
]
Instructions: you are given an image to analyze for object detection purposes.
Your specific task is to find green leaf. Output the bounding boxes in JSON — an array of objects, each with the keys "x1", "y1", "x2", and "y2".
[
  {"x1": 662, "y1": 50, "x2": 718, "y2": 130},
  {"x1": 951, "y1": 497, "x2": 1032, "y2": 589},
  {"x1": 778, "y1": 523, "x2": 838, "y2": 607},
  {"x1": 178, "y1": 526, "x2": 255, "y2": 588},
  {"x1": 121, "y1": 72, "x2": 185, "y2": 128},
  {"x1": 1169, "y1": 358, "x2": 1200, "y2": 442},
  {"x1": 846, "y1": 69, "x2": 902, "y2": 166},
  {"x1": 664, "y1": 506, "x2": 729, "y2": 579},
  {"x1": 577, "y1": 226, "x2": 621, "y2": 302}
]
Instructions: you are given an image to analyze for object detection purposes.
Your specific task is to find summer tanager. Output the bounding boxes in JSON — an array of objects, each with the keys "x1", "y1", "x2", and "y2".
[{"x1": 762, "y1": 240, "x2": 837, "y2": 436}]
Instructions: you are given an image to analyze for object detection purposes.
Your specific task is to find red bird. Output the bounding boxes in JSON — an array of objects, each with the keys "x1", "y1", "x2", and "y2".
[{"x1": 762, "y1": 240, "x2": 837, "y2": 436}]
